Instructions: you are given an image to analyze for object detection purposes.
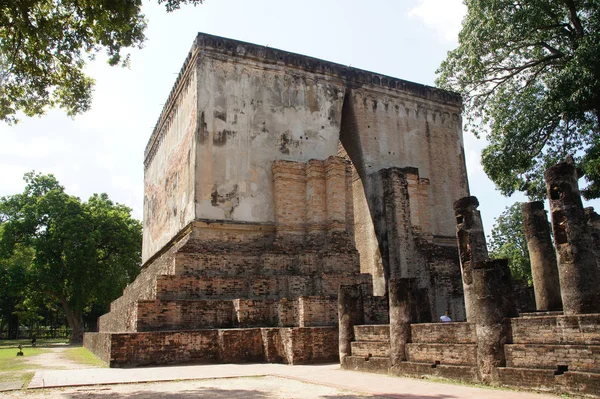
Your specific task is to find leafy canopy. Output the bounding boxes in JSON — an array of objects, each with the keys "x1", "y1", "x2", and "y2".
[
  {"x1": 437, "y1": 0, "x2": 600, "y2": 200},
  {"x1": 0, "y1": 172, "x2": 142, "y2": 342},
  {"x1": 0, "y1": 0, "x2": 203, "y2": 124},
  {"x1": 488, "y1": 202, "x2": 532, "y2": 285}
]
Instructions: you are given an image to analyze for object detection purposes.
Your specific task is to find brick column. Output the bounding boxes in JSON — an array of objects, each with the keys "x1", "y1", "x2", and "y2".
[
  {"x1": 544, "y1": 159, "x2": 600, "y2": 314},
  {"x1": 472, "y1": 259, "x2": 517, "y2": 383},
  {"x1": 454, "y1": 196, "x2": 488, "y2": 321},
  {"x1": 272, "y1": 160, "x2": 306, "y2": 244},
  {"x1": 521, "y1": 201, "x2": 562, "y2": 311},
  {"x1": 305, "y1": 159, "x2": 327, "y2": 245},
  {"x1": 325, "y1": 156, "x2": 347, "y2": 234},
  {"x1": 338, "y1": 284, "x2": 364, "y2": 361},
  {"x1": 388, "y1": 278, "x2": 417, "y2": 366}
]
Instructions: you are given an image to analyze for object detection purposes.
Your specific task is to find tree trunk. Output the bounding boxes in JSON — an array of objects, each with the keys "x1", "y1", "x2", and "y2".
[
  {"x1": 8, "y1": 314, "x2": 19, "y2": 339},
  {"x1": 59, "y1": 297, "x2": 84, "y2": 344}
]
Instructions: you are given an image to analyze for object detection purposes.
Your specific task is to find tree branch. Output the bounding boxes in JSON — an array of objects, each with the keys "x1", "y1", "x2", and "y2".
[{"x1": 563, "y1": 0, "x2": 585, "y2": 37}]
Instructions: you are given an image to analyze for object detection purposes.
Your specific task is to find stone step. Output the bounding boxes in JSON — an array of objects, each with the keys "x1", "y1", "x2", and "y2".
[
  {"x1": 410, "y1": 322, "x2": 476, "y2": 344},
  {"x1": 174, "y1": 253, "x2": 262, "y2": 276},
  {"x1": 175, "y1": 251, "x2": 361, "y2": 277},
  {"x1": 406, "y1": 343, "x2": 477, "y2": 366},
  {"x1": 497, "y1": 367, "x2": 600, "y2": 397},
  {"x1": 135, "y1": 300, "x2": 237, "y2": 331},
  {"x1": 133, "y1": 296, "x2": 340, "y2": 332},
  {"x1": 84, "y1": 326, "x2": 339, "y2": 367},
  {"x1": 518, "y1": 311, "x2": 564, "y2": 317},
  {"x1": 341, "y1": 355, "x2": 391, "y2": 373},
  {"x1": 350, "y1": 341, "x2": 390, "y2": 357},
  {"x1": 504, "y1": 343, "x2": 600, "y2": 373},
  {"x1": 393, "y1": 361, "x2": 478, "y2": 383},
  {"x1": 509, "y1": 313, "x2": 600, "y2": 345},
  {"x1": 155, "y1": 273, "x2": 372, "y2": 300},
  {"x1": 353, "y1": 325, "x2": 390, "y2": 342},
  {"x1": 341, "y1": 356, "x2": 478, "y2": 383},
  {"x1": 497, "y1": 367, "x2": 557, "y2": 390}
]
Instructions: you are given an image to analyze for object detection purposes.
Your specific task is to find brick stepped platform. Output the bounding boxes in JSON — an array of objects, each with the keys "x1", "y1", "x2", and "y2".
[
  {"x1": 347, "y1": 325, "x2": 390, "y2": 359},
  {"x1": 497, "y1": 313, "x2": 600, "y2": 397},
  {"x1": 85, "y1": 225, "x2": 376, "y2": 367},
  {"x1": 342, "y1": 325, "x2": 391, "y2": 374},
  {"x1": 85, "y1": 326, "x2": 338, "y2": 367},
  {"x1": 402, "y1": 323, "x2": 478, "y2": 378},
  {"x1": 155, "y1": 273, "x2": 372, "y2": 300},
  {"x1": 341, "y1": 322, "x2": 479, "y2": 383}
]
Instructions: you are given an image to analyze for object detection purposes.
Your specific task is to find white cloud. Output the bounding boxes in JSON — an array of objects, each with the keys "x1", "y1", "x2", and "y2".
[
  {"x1": 409, "y1": 0, "x2": 467, "y2": 42},
  {"x1": 0, "y1": 133, "x2": 71, "y2": 159}
]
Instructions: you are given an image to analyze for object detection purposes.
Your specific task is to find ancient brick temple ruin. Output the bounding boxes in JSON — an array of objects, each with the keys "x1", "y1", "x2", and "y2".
[
  {"x1": 342, "y1": 157, "x2": 600, "y2": 397},
  {"x1": 83, "y1": 33, "x2": 469, "y2": 366}
]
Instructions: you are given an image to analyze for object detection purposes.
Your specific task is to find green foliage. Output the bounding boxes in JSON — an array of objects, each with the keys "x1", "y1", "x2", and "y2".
[
  {"x1": 437, "y1": 0, "x2": 600, "y2": 200},
  {"x1": 0, "y1": 244, "x2": 32, "y2": 333},
  {"x1": 0, "y1": 0, "x2": 204, "y2": 123},
  {"x1": 0, "y1": 172, "x2": 142, "y2": 343},
  {"x1": 0, "y1": 338, "x2": 68, "y2": 348},
  {"x1": 488, "y1": 202, "x2": 532, "y2": 285}
]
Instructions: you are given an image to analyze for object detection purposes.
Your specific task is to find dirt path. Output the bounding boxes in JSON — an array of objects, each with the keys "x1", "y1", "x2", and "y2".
[
  {"x1": 21, "y1": 346, "x2": 101, "y2": 370},
  {"x1": 0, "y1": 344, "x2": 104, "y2": 391},
  {"x1": 3, "y1": 376, "x2": 370, "y2": 399}
]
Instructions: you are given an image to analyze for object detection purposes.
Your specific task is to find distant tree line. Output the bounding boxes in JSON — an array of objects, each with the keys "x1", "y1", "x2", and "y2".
[{"x1": 0, "y1": 172, "x2": 142, "y2": 343}]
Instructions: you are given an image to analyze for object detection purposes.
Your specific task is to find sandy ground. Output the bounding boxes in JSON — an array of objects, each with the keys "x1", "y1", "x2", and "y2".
[
  {"x1": 21, "y1": 346, "x2": 103, "y2": 370},
  {"x1": 3, "y1": 376, "x2": 370, "y2": 399},
  {"x1": 0, "y1": 345, "x2": 104, "y2": 391}
]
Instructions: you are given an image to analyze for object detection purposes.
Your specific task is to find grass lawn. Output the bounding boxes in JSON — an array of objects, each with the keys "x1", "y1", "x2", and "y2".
[
  {"x1": 62, "y1": 347, "x2": 106, "y2": 368},
  {"x1": 0, "y1": 347, "x2": 50, "y2": 384},
  {"x1": 0, "y1": 347, "x2": 50, "y2": 372},
  {"x1": 0, "y1": 342, "x2": 105, "y2": 388}
]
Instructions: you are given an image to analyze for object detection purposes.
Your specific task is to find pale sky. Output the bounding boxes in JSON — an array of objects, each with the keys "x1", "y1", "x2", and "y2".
[{"x1": 1, "y1": 0, "x2": 596, "y2": 236}]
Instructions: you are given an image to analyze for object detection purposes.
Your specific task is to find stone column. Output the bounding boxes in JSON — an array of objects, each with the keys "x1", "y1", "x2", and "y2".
[
  {"x1": 521, "y1": 201, "x2": 562, "y2": 311},
  {"x1": 454, "y1": 196, "x2": 488, "y2": 321},
  {"x1": 472, "y1": 259, "x2": 518, "y2": 383},
  {"x1": 584, "y1": 207, "x2": 600, "y2": 269},
  {"x1": 544, "y1": 159, "x2": 600, "y2": 314},
  {"x1": 338, "y1": 284, "x2": 364, "y2": 361},
  {"x1": 388, "y1": 278, "x2": 417, "y2": 366}
]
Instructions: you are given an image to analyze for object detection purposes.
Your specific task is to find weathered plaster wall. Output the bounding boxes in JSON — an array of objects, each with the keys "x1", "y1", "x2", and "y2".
[
  {"x1": 194, "y1": 53, "x2": 345, "y2": 223},
  {"x1": 143, "y1": 58, "x2": 198, "y2": 263},
  {"x1": 341, "y1": 88, "x2": 468, "y2": 238}
]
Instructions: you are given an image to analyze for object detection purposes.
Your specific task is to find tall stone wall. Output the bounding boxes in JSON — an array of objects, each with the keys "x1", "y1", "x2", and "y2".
[
  {"x1": 142, "y1": 33, "x2": 468, "y2": 287},
  {"x1": 143, "y1": 55, "x2": 198, "y2": 263}
]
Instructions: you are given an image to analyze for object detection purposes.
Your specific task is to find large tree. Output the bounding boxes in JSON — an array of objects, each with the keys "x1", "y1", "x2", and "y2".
[
  {"x1": 488, "y1": 202, "x2": 532, "y2": 285},
  {"x1": 437, "y1": 0, "x2": 600, "y2": 200},
  {"x1": 0, "y1": 0, "x2": 203, "y2": 124},
  {"x1": 0, "y1": 243, "x2": 32, "y2": 338},
  {"x1": 0, "y1": 172, "x2": 142, "y2": 343}
]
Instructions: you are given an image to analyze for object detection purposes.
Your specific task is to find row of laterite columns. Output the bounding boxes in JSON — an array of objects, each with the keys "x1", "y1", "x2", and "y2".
[{"x1": 339, "y1": 156, "x2": 600, "y2": 383}]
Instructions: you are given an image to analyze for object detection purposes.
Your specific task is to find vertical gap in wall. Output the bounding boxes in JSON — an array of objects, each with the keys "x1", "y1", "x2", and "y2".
[{"x1": 339, "y1": 91, "x2": 386, "y2": 296}]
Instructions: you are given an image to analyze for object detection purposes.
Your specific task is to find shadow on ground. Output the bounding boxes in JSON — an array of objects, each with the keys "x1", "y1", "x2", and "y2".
[
  {"x1": 62, "y1": 387, "x2": 459, "y2": 399},
  {"x1": 66, "y1": 387, "x2": 271, "y2": 399},
  {"x1": 323, "y1": 395, "x2": 457, "y2": 399}
]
